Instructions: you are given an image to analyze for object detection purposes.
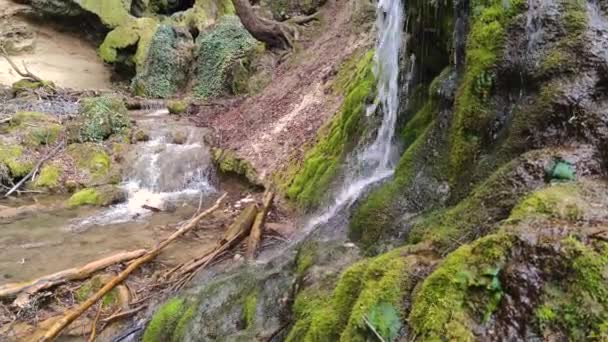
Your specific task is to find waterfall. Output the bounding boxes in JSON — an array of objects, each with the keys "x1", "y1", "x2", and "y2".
[{"x1": 304, "y1": 0, "x2": 406, "y2": 231}]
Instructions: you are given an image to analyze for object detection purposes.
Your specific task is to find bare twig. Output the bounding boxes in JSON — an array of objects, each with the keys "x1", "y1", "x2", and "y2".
[
  {"x1": 87, "y1": 303, "x2": 102, "y2": 342},
  {"x1": 5, "y1": 142, "x2": 64, "y2": 197},
  {"x1": 0, "y1": 46, "x2": 43, "y2": 82}
]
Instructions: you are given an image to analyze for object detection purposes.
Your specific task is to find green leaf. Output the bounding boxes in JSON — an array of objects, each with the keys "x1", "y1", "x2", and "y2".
[{"x1": 366, "y1": 302, "x2": 402, "y2": 341}]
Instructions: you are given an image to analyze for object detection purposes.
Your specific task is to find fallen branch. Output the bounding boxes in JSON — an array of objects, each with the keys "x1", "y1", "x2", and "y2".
[
  {"x1": 142, "y1": 204, "x2": 161, "y2": 213},
  {"x1": 35, "y1": 193, "x2": 227, "y2": 341},
  {"x1": 168, "y1": 204, "x2": 258, "y2": 290},
  {"x1": 100, "y1": 304, "x2": 146, "y2": 325},
  {"x1": 0, "y1": 249, "x2": 147, "y2": 303},
  {"x1": 246, "y1": 191, "x2": 274, "y2": 259},
  {"x1": 87, "y1": 303, "x2": 102, "y2": 342},
  {"x1": 5, "y1": 142, "x2": 64, "y2": 197},
  {"x1": 0, "y1": 45, "x2": 43, "y2": 82}
]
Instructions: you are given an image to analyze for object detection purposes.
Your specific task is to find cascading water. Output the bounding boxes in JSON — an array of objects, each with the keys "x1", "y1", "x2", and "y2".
[
  {"x1": 304, "y1": 0, "x2": 406, "y2": 230},
  {"x1": 75, "y1": 109, "x2": 215, "y2": 227}
]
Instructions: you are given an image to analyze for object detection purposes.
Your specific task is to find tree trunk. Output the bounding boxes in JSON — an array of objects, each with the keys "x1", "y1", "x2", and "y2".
[{"x1": 231, "y1": 0, "x2": 291, "y2": 49}]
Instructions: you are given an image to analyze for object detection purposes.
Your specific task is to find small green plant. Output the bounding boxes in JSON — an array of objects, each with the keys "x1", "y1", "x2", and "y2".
[{"x1": 364, "y1": 302, "x2": 402, "y2": 341}]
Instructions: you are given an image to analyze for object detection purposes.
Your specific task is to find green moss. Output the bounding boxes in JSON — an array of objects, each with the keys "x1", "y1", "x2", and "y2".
[
  {"x1": 33, "y1": 165, "x2": 60, "y2": 188},
  {"x1": 295, "y1": 241, "x2": 318, "y2": 277},
  {"x1": 68, "y1": 143, "x2": 111, "y2": 181},
  {"x1": 77, "y1": 96, "x2": 130, "y2": 142},
  {"x1": 0, "y1": 144, "x2": 33, "y2": 178},
  {"x1": 287, "y1": 248, "x2": 409, "y2": 341},
  {"x1": 349, "y1": 124, "x2": 431, "y2": 252},
  {"x1": 10, "y1": 111, "x2": 62, "y2": 147},
  {"x1": 67, "y1": 188, "x2": 100, "y2": 207},
  {"x1": 99, "y1": 18, "x2": 159, "y2": 71},
  {"x1": 75, "y1": 276, "x2": 119, "y2": 308},
  {"x1": 242, "y1": 292, "x2": 257, "y2": 329},
  {"x1": 408, "y1": 233, "x2": 512, "y2": 341},
  {"x1": 534, "y1": 238, "x2": 608, "y2": 340},
  {"x1": 172, "y1": 306, "x2": 195, "y2": 342},
  {"x1": 167, "y1": 100, "x2": 188, "y2": 114},
  {"x1": 11, "y1": 79, "x2": 54, "y2": 94},
  {"x1": 284, "y1": 51, "x2": 374, "y2": 208},
  {"x1": 192, "y1": 16, "x2": 258, "y2": 99},
  {"x1": 79, "y1": 0, "x2": 131, "y2": 27},
  {"x1": 212, "y1": 148, "x2": 260, "y2": 185},
  {"x1": 143, "y1": 298, "x2": 189, "y2": 342},
  {"x1": 508, "y1": 183, "x2": 582, "y2": 222},
  {"x1": 448, "y1": 0, "x2": 525, "y2": 181}
]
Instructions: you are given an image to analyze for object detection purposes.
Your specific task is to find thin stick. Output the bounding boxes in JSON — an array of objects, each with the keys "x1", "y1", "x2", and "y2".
[
  {"x1": 246, "y1": 191, "x2": 274, "y2": 259},
  {"x1": 36, "y1": 193, "x2": 227, "y2": 341},
  {"x1": 101, "y1": 305, "x2": 146, "y2": 325},
  {"x1": 88, "y1": 303, "x2": 102, "y2": 342},
  {"x1": 363, "y1": 316, "x2": 386, "y2": 342},
  {"x1": 0, "y1": 45, "x2": 43, "y2": 82}
]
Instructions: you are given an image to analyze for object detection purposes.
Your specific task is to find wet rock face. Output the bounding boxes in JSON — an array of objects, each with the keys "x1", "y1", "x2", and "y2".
[{"x1": 0, "y1": 19, "x2": 36, "y2": 54}]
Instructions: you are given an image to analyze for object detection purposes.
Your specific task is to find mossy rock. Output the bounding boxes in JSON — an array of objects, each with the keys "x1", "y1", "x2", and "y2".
[
  {"x1": 0, "y1": 144, "x2": 33, "y2": 178},
  {"x1": 131, "y1": 25, "x2": 194, "y2": 98},
  {"x1": 11, "y1": 79, "x2": 55, "y2": 96},
  {"x1": 32, "y1": 164, "x2": 61, "y2": 189},
  {"x1": 192, "y1": 16, "x2": 259, "y2": 99},
  {"x1": 67, "y1": 185, "x2": 126, "y2": 207},
  {"x1": 67, "y1": 143, "x2": 112, "y2": 184},
  {"x1": 99, "y1": 18, "x2": 159, "y2": 72},
  {"x1": 78, "y1": 0, "x2": 132, "y2": 28},
  {"x1": 143, "y1": 297, "x2": 195, "y2": 342},
  {"x1": 10, "y1": 111, "x2": 62, "y2": 147},
  {"x1": 167, "y1": 100, "x2": 189, "y2": 114},
  {"x1": 75, "y1": 96, "x2": 130, "y2": 142},
  {"x1": 212, "y1": 148, "x2": 261, "y2": 186}
]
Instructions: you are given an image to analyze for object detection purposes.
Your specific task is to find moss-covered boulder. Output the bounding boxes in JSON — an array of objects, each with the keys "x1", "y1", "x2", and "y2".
[
  {"x1": 11, "y1": 79, "x2": 55, "y2": 96},
  {"x1": 67, "y1": 185, "x2": 126, "y2": 207},
  {"x1": 67, "y1": 143, "x2": 113, "y2": 185},
  {"x1": 9, "y1": 111, "x2": 62, "y2": 147},
  {"x1": 0, "y1": 144, "x2": 33, "y2": 179},
  {"x1": 192, "y1": 16, "x2": 259, "y2": 99},
  {"x1": 32, "y1": 164, "x2": 61, "y2": 189},
  {"x1": 73, "y1": 96, "x2": 130, "y2": 143},
  {"x1": 167, "y1": 100, "x2": 189, "y2": 114},
  {"x1": 131, "y1": 25, "x2": 194, "y2": 98},
  {"x1": 212, "y1": 148, "x2": 261, "y2": 186},
  {"x1": 142, "y1": 297, "x2": 195, "y2": 342},
  {"x1": 99, "y1": 17, "x2": 159, "y2": 72}
]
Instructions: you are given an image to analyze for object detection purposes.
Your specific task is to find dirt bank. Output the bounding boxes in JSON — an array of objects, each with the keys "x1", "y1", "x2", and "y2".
[{"x1": 0, "y1": 0, "x2": 112, "y2": 90}]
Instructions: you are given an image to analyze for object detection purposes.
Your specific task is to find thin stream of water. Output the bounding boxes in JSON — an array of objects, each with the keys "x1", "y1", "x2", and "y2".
[{"x1": 300, "y1": 0, "x2": 406, "y2": 234}]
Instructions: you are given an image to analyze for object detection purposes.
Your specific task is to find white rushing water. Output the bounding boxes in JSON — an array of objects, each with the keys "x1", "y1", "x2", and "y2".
[
  {"x1": 304, "y1": 0, "x2": 406, "y2": 231},
  {"x1": 75, "y1": 110, "x2": 215, "y2": 227}
]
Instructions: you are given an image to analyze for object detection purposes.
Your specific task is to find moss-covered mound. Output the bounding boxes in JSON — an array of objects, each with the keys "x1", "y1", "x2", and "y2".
[
  {"x1": 75, "y1": 96, "x2": 130, "y2": 143},
  {"x1": 192, "y1": 16, "x2": 260, "y2": 99},
  {"x1": 131, "y1": 25, "x2": 194, "y2": 98},
  {"x1": 67, "y1": 185, "x2": 126, "y2": 207},
  {"x1": 143, "y1": 297, "x2": 195, "y2": 342},
  {"x1": 10, "y1": 111, "x2": 62, "y2": 147}
]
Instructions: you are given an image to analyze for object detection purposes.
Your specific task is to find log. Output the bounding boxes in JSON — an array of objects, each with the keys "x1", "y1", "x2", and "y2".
[
  {"x1": 246, "y1": 191, "x2": 274, "y2": 259},
  {"x1": 36, "y1": 193, "x2": 227, "y2": 342},
  {"x1": 176, "y1": 203, "x2": 258, "y2": 276},
  {"x1": 221, "y1": 203, "x2": 258, "y2": 243},
  {"x1": 0, "y1": 249, "x2": 147, "y2": 301}
]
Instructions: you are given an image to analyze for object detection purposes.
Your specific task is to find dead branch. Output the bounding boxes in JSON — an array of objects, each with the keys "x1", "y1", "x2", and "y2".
[
  {"x1": 100, "y1": 305, "x2": 146, "y2": 325},
  {"x1": 5, "y1": 143, "x2": 64, "y2": 198},
  {"x1": 168, "y1": 204, "x2": 258, "y2": 290},
  {"x1": 0, "y1": 249, "x2": 147, "y2": 303},
  {"x1": 87, "y1": 303, "x2": 102, "y2": 342},
  {"x1": 246, "y1": 191, "x2": 274, "y2": 259},
  {"x1": 286, "y1": 12, "x2": 320, "y2": 25},
  {"x1": 35, "y1": 193, "x2": 227, "y2": 342},
  {"x1": 0, "y1": 45, "x2": 43, "y2": 82}
]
